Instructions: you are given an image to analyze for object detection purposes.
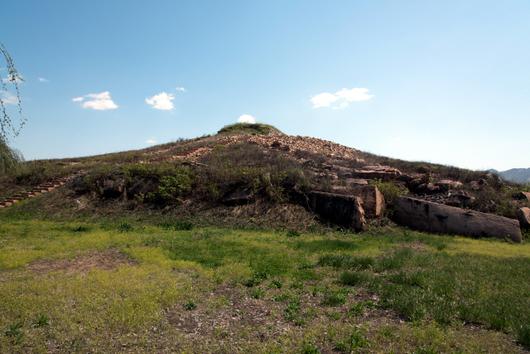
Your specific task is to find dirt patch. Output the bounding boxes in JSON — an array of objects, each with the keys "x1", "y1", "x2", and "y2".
[
  {"x1": 167, "y1": 284, "x2": 282, "y2": 338},
  {"x1": 27, "y1": 249, "x2": 136, "y2": 274}
]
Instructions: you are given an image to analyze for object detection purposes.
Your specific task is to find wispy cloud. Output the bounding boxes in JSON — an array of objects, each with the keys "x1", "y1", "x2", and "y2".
[
  {"x1": 0, "y1": 91, "x2": 19, "y2": 105},
  {"x1": 145, "y1": 92, "x2": 175, "y2": 110},
  {"x1": 310, "y1": 88, "x2": 373, "y2": 109},
  {"x1": 175, "y1": 86, "x2": 186, "y2": 92},
  {"x1": 38, "y1": 77, "x2": 49, "y2": 83},
  {"x1": 72, "y1": 91, "x2": 118, "y2": 110},
  {"x1": 146, "y1": 138, "x2": 157, "y2": 145},
  {"x1": 238, "y1": 114, "x2": 256, "y2": 124}
]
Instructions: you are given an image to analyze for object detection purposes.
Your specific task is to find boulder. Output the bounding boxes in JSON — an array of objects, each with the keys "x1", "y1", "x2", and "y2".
[
  {"x1": 436, "y1": 179, "x2": 463, "y2": 191},
  {"x1": 306, "y1": 191, "x2": 366, "y2": 231},
  {"x1": 446, "y1": 191, "x2": 475, "y2": 208},
  {"x1": 470, "y1": 179, "x2": 488, "y2": 191},
  {"x1": 517, "y1": 207, "x2": 530, "y2": 229},
  {"x1": 393, "y1": 197, "x2": 522, "y2": 243},
  {"x1": 350, "y1": 185, "x2": 385, "y2": 218}
]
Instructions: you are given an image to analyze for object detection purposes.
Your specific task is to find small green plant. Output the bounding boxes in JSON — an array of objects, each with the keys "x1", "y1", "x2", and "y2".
[
  {"x1": 71, "y1": 225, "x2": 90, "y2": 233},
  {"x1": 250, "y1": 288, "x2": 265, "y2": 299},
  {"x1": 518, "y1": 324, "x2": 530, "y2": 350},
  {"x1": 273, "y1": 293, "x2": 290, "y2": 302},
  {"x1": 183, "y1": 300, "x2": 197, "y2": 311},
  {"x1": 160, "y1": 220, "x2": 193, "y2": 231},
  {"x1": 271, "y1": 279, "x2": 283, "y2": 289},
  {"x1": 321, "y1": 289, "x2": 347, "y2": 306},
  {"x1": 284, "y1": 298, "x2": 301, "y2": 322},
  {"x1": 348, "y1": 301, "x2": 376, "y2": 317},
  {"x1": 4, "y1": 322, "x2": 23, "y2": 344},
  {"x1": 301, "y1": 341, "x2": 320, "y2": 354},
  {"x1": 32, "y1": 314, "x2": 49, "y2": 328},
  {"x1": 335, "y1": 328, "x2": 369, "y2": 352},
  {"x1": 287, "y1": 230, "x2": 301, "y2": 238},
  {"x1": 117, "y1": 222, "x2": 133, "y2": 232},
  {"x1": 339, "y1": 271, "x2": 370, "y2": 286},
  {"x1": 243, "y1": 271, "x2": 269, "y2": 287}
]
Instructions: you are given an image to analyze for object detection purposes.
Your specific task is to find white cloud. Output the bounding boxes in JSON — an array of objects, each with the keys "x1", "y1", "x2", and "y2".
[
  {"x1": 310, "y1": 88, "x2": 373, "y2": 109},
  {"x1": 175, "y1": 86, "x2": 186, "y2": 92},
  {"x1": 146, "y1": 138, "x2": 157, "y2": 145},
  {"x1": 145, "y1": 92, "x2": 175, "y2": 110},
  {"x1": 237, "y1": 114, "x2": 256, "y2": 124},
  {"x1": 73, "y1": 91, "x2": 118, "y2": 110},
  {"x1": 38, "y1": 77, "x2": 49, "y2": 83},
  {"x1": 0, "y1": 91, "x2": 19, "y2": 105}
]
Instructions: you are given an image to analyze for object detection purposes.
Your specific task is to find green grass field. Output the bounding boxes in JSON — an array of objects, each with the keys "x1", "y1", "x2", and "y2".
[{"x1": 1, "y1": 215, "x2": 529, "y2": 353}]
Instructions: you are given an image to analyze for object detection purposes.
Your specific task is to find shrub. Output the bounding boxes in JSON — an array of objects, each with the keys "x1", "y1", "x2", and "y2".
[
  {"x1": 370, "y1": 179, "x2": 407, "y2": 207},
  {"x1": 217, "y1": 123, "x2": 282, "y2": 136},
  {"x1": 148, "y1": 173, "x2": 192, "y2": 204}
]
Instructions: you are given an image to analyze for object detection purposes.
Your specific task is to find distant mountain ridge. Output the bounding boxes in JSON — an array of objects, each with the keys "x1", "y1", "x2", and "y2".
[{"x1": 491, "y1": 168, "x2": 530, "y2": 184}]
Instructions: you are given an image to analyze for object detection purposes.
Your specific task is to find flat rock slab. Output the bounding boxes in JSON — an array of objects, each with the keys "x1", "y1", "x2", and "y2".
[
  {"x1": 307, "y1": 191, "x2": 366, "y2": 231},
  {"x1": 393, "y1": 197, "x2": 523, "y2": 243}
]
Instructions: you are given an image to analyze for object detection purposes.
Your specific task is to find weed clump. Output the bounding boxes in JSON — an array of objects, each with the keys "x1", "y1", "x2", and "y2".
[{"x1": 183, "y1": 300, "x2": 197, "y2": 311}]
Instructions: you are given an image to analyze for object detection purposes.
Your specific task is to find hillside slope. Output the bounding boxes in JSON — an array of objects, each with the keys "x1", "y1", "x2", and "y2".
[{"x1": 1, "y1": 123, "x2": 528, "y2": 236}]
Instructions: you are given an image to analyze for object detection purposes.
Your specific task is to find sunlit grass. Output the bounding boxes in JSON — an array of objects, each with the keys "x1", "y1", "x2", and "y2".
[{"x1": 0, "y1": 218, "x2": 528, "y2": 352}]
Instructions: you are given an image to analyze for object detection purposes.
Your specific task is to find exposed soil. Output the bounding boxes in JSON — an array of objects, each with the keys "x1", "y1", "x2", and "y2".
[{"x1": 27, "y1": 249, "x2": 136, "y2": 274}]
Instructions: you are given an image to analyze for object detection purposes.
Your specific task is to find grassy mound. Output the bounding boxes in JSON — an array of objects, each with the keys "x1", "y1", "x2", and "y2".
[{"x1": 217, "y1": 123, "x2": 283, "y2": 136}]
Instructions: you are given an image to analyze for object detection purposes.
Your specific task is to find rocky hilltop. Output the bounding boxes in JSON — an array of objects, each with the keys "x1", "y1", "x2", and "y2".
[{"x1": 1, "y1": 123, "x2": 529, "y2": 242}]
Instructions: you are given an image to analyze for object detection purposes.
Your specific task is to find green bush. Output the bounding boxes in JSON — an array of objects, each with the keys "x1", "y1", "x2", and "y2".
[
  {"x1": 148, "y1": 173, "x2": 192, "y2": 204},
  {"x1": 370, "y1": 179, "x2": 407, "y2": 207}
]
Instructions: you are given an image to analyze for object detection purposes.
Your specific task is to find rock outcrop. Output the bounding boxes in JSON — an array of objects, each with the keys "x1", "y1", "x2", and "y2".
[
  {"x1": 517, "y1": 207, "x2": 530, "y2": 229},
  {"x1": 350, "y1": 185, "x2": 385, "y2": 218},
  {"x1": 393, "y1": 197, "x2": 522, "y2": 243},
  {"x1": 306, "y1": 191, "x2": 366, "y2": 231},
  {"x1": 350, "y1": 165, "x2": 401, "y2": 181}
]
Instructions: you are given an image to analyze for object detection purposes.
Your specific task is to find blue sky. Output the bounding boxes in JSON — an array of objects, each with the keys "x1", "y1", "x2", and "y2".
[{"x1": 1, "y1": 0, "x2": 529, "y2": 170}]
